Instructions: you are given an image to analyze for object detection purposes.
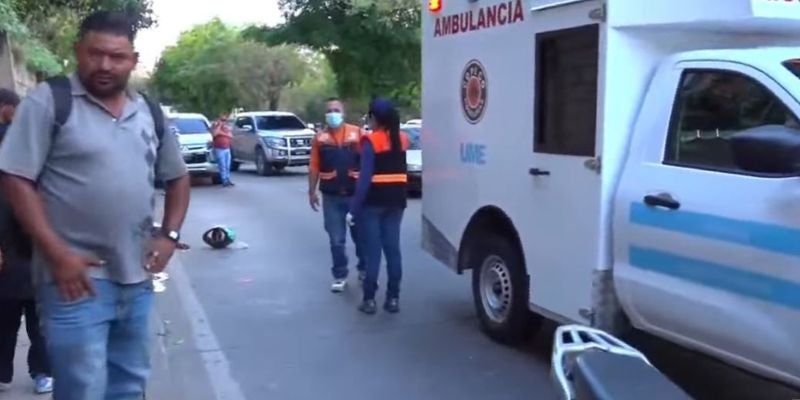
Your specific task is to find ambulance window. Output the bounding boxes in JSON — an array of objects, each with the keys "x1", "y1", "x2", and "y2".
[
  {"x1": 534, "y1": 24, "x2": 599, "y2": 157},
  {"x1": 665, "y1": 70, "x2": 799, "y2": 172}
]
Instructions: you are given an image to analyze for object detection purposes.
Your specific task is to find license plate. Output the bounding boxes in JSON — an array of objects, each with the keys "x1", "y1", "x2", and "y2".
[{"x1": 294, "y1": 150, "x2": 309, "y2": 156}]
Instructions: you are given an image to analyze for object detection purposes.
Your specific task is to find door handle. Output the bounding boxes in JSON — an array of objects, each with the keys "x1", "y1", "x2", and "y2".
[
  {"x1": 529, "y1": 168, "x2": 551, "y2": 176},
  {"x1": 643, "y1": 193, "x2": 681, "y2": 210}
]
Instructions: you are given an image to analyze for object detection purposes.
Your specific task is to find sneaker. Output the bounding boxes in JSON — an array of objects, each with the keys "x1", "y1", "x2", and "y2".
[
  {"x1": 0, "y1": 381, "x2": 10, "y2": 391},
  {"x1": 331, "y1": 279, "x2": 347, "y2": 293},
  {"x1": 33, "y1": 375, "x2": 53, "y2": 394},
  {"x1": 384, "y1": 298, "x2": 400, "y2": 313},
  {"x1": 359, "y1": 299, "x2": 377, "y2": 315}
]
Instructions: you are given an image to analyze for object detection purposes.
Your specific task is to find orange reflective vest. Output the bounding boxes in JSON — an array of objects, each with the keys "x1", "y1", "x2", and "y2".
[
  {"x1": 316, "y1": 125, "x2": 362, "y2": 195},
  {"x1": 363, "y1": 130, "x2": 409, "y2": 209}
]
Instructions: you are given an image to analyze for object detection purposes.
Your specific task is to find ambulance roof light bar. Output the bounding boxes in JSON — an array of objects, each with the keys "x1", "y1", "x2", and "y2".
[{"x1": 429, "y1": 0, "x2": 443, "y2": 13}]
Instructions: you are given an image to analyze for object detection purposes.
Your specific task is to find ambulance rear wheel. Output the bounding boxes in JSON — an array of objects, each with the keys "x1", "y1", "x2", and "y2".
[{"x1": 472, "y1": 234, "x2": 540, "y2": 345}]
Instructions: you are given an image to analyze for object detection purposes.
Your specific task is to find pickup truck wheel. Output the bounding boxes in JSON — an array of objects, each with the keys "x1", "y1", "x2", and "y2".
[
  {"x1": 472, "y1": 234, "x2": 540, "y2": 345},
  {"x1": 255, "y1": 148, "x2": 274, "y2": 176},
  {"x1": 211, "y1": 175, "x2": 222, "y2": 185}
]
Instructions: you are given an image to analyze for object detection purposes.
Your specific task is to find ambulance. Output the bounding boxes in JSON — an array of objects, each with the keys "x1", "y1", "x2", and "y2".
[{"x1": 422, "y1": 0, "x2": 800, "y2": 387}]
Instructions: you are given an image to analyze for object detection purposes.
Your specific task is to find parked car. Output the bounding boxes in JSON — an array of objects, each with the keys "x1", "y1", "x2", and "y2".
[
  {"x1": 405, "y1": 119, "x2": 422, "y2": 126},
  {"x1": 167, "y1": 113, "x2": 219, "y2": 183},
  {"x1": 230, "y1": 111, "x2": 315, "y2": 176},
  {"x1": 401, "y1": 124, "x2": 422, "y2": 195}
]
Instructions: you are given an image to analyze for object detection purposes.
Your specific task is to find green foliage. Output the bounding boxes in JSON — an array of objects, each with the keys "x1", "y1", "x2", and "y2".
[
  {"x1": 280, "y1": 50, "x2": 337, "y2": 123},
  {"x1": 222, "y1": 42, "x2": 306, "y2": 111},
  {"x1": 0, "y1": 1, "x2": 61, "y2": 74},
  {"x1": 9, "y1": 0, "x2": 156, "y2": 75},
  {"x1": 151, "y1": 19, "x2": 239, "y2": 117},
  {"x1": 244, "y1": 0, "x2": 421, "y2": 116},
  {"x1": 151, "y1": 20, "x2": 312, "y2": 117}
]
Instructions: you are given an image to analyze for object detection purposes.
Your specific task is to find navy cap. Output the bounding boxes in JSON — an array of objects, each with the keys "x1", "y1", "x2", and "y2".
[{"x1": 369, "y1": 97, "x2": 394, "y2": 116}]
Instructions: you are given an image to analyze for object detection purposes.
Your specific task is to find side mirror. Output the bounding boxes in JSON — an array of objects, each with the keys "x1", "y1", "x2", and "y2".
[
  {"x1": 730, "y1": 125, "x2": 800, "y2": 175},
  {"x1": 242, "y1": 124, "x2": 255, "y2": 132},
  {"x1": 307, "y1": 123, "x2": 315, "y2": 130}
]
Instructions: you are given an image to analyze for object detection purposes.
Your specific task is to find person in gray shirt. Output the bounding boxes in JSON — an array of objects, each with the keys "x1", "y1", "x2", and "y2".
[{"x1": 0, "y1": 11, "x2": 190, "y2": 400}]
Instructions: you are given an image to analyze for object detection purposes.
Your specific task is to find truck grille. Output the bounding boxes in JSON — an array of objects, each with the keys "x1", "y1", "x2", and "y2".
[
  {"x1": 183, "y1": 153, "x2": 208, "y2": 164},
  {"x1": 290, "y1": 137, "x2": 312, "y2": 147}
]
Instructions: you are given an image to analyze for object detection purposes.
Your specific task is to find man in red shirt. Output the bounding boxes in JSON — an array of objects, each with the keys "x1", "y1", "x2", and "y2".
[{"x1": 211, "y1": 113, "x2": 234, "y2": 187}]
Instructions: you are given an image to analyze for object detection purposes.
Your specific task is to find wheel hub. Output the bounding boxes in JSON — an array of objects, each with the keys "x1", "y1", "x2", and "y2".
[{"x1": 480, "y1": 255, "x2": 512, "y2": 323}]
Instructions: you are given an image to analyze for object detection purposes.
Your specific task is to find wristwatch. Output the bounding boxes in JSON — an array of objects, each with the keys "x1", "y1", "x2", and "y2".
[{"x1": 161, "y1": 229, "x2": 181, "y2": 243}]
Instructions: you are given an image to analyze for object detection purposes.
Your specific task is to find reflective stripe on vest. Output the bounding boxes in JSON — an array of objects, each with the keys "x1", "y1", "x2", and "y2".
[
  {"x1": 316, "y1": 125, "x2": 362, "y2": 195},
  {"x1": 372, "y1": 173, "x2": 407, "y2": 183},
  {"x1": 363, "y1": 130, "x2": 409, "y2": 208}
]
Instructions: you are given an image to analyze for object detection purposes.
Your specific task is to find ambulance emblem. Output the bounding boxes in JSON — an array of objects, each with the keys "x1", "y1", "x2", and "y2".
[{"x1": 461, "y1": 59, "x2": 487, "y2": 124}]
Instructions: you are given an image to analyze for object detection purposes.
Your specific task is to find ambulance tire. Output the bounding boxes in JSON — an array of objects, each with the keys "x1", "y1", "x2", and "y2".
[{"x1": 472, "y1": 234, "x2": 540, "y2": 345}]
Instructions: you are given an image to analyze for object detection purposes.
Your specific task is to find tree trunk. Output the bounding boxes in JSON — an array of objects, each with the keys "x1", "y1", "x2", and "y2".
[{"x1": 269, "y1": 92, "x2": 281, "y2": 111}]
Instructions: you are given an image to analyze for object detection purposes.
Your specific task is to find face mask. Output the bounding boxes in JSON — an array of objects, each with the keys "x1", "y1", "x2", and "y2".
[{"x1": 325, "y1": 112, "x2": 344, "y2": 128}]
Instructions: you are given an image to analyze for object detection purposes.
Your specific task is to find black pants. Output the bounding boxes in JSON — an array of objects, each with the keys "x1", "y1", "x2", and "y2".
[{"x1": 0, "y1": 298, "x2": 50, "y2": 383}]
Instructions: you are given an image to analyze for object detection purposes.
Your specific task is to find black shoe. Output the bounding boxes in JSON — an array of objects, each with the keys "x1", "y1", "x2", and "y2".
[
  {"x1": 384, "y1": 298, "x2": 400, "y2": 313},
  {"x1": 359, "y1": 300, "x2": 377, "y2": 315}
]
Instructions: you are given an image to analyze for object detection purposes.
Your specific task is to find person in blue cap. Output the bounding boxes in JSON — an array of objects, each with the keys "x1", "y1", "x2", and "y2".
[{"x1": 348, "y1": 98, "x2": 410, "y2": 314}]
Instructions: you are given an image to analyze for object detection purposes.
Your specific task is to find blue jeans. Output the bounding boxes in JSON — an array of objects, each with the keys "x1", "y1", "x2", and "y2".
[
  {"x1": 359, "y1": 206, "x2": 404, "y2": 301},
  {"x1": 37, "y1": 279, "x2": 154, "y2": 400},
  {"x1": 323, "y1": 194, "x2": 365, "y2": 279},
  {"x1": 214, "y1": 148, "x2": 232, "y2": 184}
]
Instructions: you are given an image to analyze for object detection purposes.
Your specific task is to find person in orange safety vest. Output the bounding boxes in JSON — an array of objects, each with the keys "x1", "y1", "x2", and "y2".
[
  {"x1": 348, "y1": 97, "x2": 409, "y2": 314},
  {"x1": 308, "y1": 97, "x2": 366, "y2": 293}
]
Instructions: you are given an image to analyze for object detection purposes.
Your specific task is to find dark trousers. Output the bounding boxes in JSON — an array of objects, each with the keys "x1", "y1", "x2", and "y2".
[
  {"x1": 359, "y1": 206, "x2": 405, "y2": 301},
  {"x1": 0, "y1": 298, "x2": 50, "y2": 383},
  {"x1": 323, "y1": 194, "x2": 365, "y2": 279}
]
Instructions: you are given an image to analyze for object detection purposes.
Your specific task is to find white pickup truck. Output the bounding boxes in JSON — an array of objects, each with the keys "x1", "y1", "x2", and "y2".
[
  {"x1": 167, "y1": 113, "x2": 219, "y2": 183},
  {"x1": 422, "y1": 0, "x2": 800, "y2": 388}
]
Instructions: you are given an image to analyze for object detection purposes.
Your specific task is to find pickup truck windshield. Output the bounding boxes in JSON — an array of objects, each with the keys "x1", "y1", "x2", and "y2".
[
  {"x1": 255, "y1": 115, "x2": 306, "y2": 131},
  {"x1": 402, "y1": 127, "x2": 421, "y2": 150},
  {"x1": 170, "y1": 118, "x2": 209, "y2": 134}
]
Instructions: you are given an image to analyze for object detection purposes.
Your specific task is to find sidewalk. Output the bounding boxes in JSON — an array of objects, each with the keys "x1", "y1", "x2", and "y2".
[{"x1": 2, "y1": 312, "x2": 174, "y2": 400}]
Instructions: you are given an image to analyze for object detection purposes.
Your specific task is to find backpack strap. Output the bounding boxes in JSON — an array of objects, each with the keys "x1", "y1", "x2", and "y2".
[
  {"x1": 46, "y1": 76, "x2": 72, "y2": 137},
  {"x1": 139, "y1": 92, "x2": 165, "y2": 148}
]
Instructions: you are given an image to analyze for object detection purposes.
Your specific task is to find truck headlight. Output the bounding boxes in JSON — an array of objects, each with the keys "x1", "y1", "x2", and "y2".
[
  {"x1": 407, "y1": 164, "x2": 422, "y2": 172},
  {"x1": 264, "y1": 137, "x2": 287, "y2": 148}
]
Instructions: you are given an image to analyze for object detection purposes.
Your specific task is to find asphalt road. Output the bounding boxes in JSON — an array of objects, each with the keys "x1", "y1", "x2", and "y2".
[{"x1": 153, "y1": 166, "x2": 800, "y2": 400}]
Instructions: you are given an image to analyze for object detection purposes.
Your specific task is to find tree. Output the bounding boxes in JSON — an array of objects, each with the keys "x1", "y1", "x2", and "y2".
[
  {"x1": 151, "y1": 19, "x2": 239, "y2": 116},
  {"x1": 244, "y1": 0, "x2": 421, "y2": 115},
  {"x1": 280, "y1": 50, "x2": 337, "y2": 123},
  {"x1": 12, "y1": 0, "x2": 156, "y2": 73},
  {"x1": 223, "y1": 43, "x2": 305, "y2": 111},
  {"x1": 151, "y1": 20, "x2": 311, "y2": 117}
]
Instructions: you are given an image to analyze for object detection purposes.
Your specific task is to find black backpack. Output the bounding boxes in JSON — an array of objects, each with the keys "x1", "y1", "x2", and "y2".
[
  {"x1": 1, "y1": 76, "x2": 167, "y2": 258},
  {"x1": 47, "y1": 76, "x2": 166, "y2": 140}
]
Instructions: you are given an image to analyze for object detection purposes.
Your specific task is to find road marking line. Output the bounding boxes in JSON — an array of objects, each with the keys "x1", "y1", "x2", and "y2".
[{"x1": 170, "y1": 256, "x2": 247, "y2": 400}]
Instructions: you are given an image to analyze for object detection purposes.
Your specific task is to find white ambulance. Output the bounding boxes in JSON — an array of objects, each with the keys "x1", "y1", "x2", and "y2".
[{"x1": 422, "y1": 0, "x2": 800, "y2": 387}]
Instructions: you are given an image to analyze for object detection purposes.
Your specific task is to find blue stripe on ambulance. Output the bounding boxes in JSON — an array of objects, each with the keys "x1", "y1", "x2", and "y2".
[{"x1": 628, "y1": 202, "x2": 800, "y2": 309}]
